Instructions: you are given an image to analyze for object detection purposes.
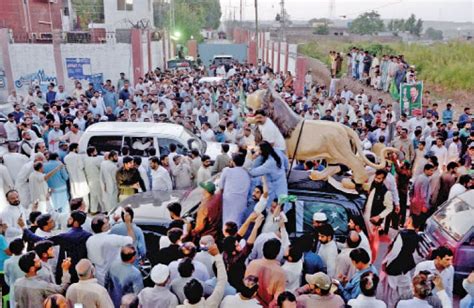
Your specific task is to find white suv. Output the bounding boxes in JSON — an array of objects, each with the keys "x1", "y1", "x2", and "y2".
[{"x1": 78, "y1": 122, "x2": 236, "y2": 160}]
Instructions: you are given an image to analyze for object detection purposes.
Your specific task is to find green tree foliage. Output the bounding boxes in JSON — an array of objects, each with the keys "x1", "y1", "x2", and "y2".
[
  {"x1": 387, "y1": 15, "x2": 423, "y2": 37},
  {"x1": 164, "y1": 0, "x2": 222, "y2": 43},
  {"x1": 172, "y1": 0, "x2": 205, "y2": 43},
  {"x1": 405, "y1": 14, "x2": 416, "y2": 33},
  {"x1": 349, "y1": 11, "x2": 385, "y2": 35},
  {"x1": 201, "y1": 0, "x2": 222, "y2": 29},
  {"x1": 414, "y1": 19, "x2": 423, "y2": 37},
  {"x1": 154, "y1": 0, "x2": 169, "y2": 29},
  {"x1": 72, "y1": 0, "x2": 104, "y2": 30},
  {"x1": 313, "y1": 24, "x2": 330, "y2": 35},
  {"x1": 425, "y1": 27, "x2": 443, "y2": 40},
  {"x1": 388, "y1": 19, "x2": 406, "y2": 34}
]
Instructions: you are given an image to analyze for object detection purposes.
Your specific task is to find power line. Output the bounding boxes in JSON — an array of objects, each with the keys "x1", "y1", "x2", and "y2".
[{"x1": 340, "y1": 0, "x2": 403, "y2": 18}]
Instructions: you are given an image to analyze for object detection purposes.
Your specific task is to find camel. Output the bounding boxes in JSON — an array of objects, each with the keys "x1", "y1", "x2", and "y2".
[{"x1": 246, "y1": 89, "x2": 398, "y2": 185}]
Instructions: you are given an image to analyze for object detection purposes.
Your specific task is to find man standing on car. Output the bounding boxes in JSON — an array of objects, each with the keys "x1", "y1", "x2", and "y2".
[{"x1": 116, "y1": 156, "x2": 146, "y2": 202}]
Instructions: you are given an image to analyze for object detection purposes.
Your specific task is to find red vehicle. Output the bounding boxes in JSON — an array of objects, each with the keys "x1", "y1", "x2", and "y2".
[{"x1": 419, "y1": 190, "x2": 474, "y2": 294}]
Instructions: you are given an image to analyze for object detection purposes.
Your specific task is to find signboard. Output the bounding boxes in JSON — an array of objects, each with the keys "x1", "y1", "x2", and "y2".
[
  {"x1": 400, "y1": 81, "x2": 423, "y2": 116},
  {"x1": 65, "y1": 58, "x2": 103, "y2": 92},
  {"x1": 88, "y1": 73, "x2": 104, "y2": 93},
  {"x1": 66, "y1": 58, "x2": 91, "y2": 80}
]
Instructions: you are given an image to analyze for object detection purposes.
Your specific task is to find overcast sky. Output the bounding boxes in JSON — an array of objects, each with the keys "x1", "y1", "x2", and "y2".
[{"x1": 220, "y1": 0, "x2": 474, "y2": 23}]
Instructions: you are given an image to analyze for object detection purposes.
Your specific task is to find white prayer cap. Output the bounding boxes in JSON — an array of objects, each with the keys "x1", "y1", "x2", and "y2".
[
  {"x1": 150, "y1": 264, "x2": 169, "y2": 284},
  {"x1": 312, "y1": 212, "x2": 327, "y2": 222}
]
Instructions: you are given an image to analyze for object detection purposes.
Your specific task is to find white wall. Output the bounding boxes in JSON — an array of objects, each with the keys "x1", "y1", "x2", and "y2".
[
  {"x1": 104, "y1": 0, "x2": 154, "y2": 31},
  {"x1": 288, "y1": 44, "x2": 298, "y2": 75},
  {"x1": 279, "y1": 42, "x2": 287, "y2": 73},
  {"x1": 151, "y1": 41, "x2": 164, "y2": 70},
  {"x1": 9, "y1": 44, "x2": 57, "y2": 95},
  {"x1": 6, "y1": 38, "x2": 167, "y2": 96},
  {"x1": 61, "y1": 43, "x2": 133, "y2": 89},
  {"x1": 0, "y1": 47, "x2": 9, "y2": 102}
]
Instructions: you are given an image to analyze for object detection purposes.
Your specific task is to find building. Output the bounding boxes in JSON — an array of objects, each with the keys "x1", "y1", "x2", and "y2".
[
  {"x1": 0, "y1": 0, "x2": 63, "y2": 42},
  {"x1": 86, "y1": 0, "x2": 155, "y2": 32}
]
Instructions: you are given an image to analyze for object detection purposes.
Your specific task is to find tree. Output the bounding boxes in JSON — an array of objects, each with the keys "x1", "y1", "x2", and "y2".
[
  {"x1": 154, "y1": 0, "x2": 169, "y2": 29},
  {"x1": 349, "y1": 11, "x2": 385, "y2": 35},
  {"x1": 313, "y1": 24, "x2": 329, "y2": 35},
  {"x1": 425, "y1": 27, "x2": 443, "y2": 40},
  {"x1": 404, "y1": 14, "x2": 423, "y2": 37},
  {"x1": 414, "y1": 19, "x2": 423, "y2": 37},
  {"x1": 172, "y1": 0, "x2": 205, "y2": 43},
  {"x1": 201, "y1": 0, "x2": 222, "y2": 29},
  {"x1": 164, "y1": 0, "x2": 222, "y2": 43},
  {"x1": 72, "y1": 0, "x2": 104, "y2": 30},
  {"x1": 387, "y1": 20, "x2": 394, "y2": 31},
  {"x1": 405, "y1": 14, "x2": 416, "y2": 33}
]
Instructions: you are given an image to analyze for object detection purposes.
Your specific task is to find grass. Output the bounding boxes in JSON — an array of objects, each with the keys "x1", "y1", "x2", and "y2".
[{"x1": 299, "y1": 40, "x2": 474, "y2": 92}]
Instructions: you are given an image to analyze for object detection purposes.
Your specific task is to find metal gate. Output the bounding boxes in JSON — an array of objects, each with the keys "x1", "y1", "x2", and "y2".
[{"x1": 198, "y1": 43, "x2": 248, "y2": 66}]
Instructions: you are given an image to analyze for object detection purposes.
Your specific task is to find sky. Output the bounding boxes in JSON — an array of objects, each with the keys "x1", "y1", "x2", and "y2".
[{"x1": 220, "y1": 0, "x2": 474, "y2": 23}]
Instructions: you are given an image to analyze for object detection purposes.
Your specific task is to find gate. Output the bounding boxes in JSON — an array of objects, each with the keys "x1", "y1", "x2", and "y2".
[{"x1": 198, "y1": 43, "x2": 247, "y2": 66}]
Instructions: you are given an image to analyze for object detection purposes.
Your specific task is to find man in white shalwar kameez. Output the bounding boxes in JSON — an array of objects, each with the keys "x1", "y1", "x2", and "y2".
[
  {"x1": 0, "y1": 163, "x2": 14, "y2": 211},
  {"x1": 84, "y1": 147, "x2": 104, "y2": 213},
  {"x1": 100, "y1": 151, "x2": 119, "y2": 212},
  {"x1": 2, "y1": 143, "x2": 29, "y2": 183},
  {"x1": 14, "y1": 152, "x2": 46, "y2": 212},
  {"x1": 64, "y1": 143, "x2": 90, "y2": 209}
]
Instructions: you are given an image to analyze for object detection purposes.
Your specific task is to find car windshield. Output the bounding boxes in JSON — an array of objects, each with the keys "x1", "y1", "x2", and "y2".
[
  {"x1": 213, "y1": 57, "x2": 233, "y2": 65},
  {"x1": 180, "y1": 127, "x2": 206, "y2": 153},
  {"x1": 302, "y1": 201, "x2": 348, "y2": 236},
  {"x1": 433, "y1": 197, "x2": 474, "y2": 241}
]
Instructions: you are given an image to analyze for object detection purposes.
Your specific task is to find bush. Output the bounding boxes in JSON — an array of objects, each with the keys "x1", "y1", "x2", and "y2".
[{"x1": 313, "y1": 24, "x2": 330, "y2": 35}]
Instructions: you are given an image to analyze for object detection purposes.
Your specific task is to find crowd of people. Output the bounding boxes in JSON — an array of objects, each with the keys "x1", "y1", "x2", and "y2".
[
  {"x1": 344, "y1": 47, "x2": 419, "y2": 92},
  {"x1": 0, "y1": 55, "x2": 473, "y2": 308}
]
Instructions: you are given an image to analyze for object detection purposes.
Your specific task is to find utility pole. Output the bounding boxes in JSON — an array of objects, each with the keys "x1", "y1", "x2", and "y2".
[
  {"x1": 169, "y1": 0, "x2": 175, "y2": 30},
  {"x1": 280, "y1": 0, "x2": 285, "y2": 42},
  {"x1": 329, "y1": 0, "x2": 336, "y2": 20},
  {"x1": 255, "y1": 0, "x2": 258, "y2": 61},
  {"x1": 240, "y1": 0, "x2": 243, "y2": 26}
]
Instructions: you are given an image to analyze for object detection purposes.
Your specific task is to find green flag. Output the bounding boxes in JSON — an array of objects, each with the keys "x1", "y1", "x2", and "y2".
[{"x1": 389, "y1": 80, "x2": 399, "y2": 101}]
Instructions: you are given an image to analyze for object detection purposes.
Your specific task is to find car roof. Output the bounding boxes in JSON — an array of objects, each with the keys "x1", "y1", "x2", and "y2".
[
  {"x1": 199, "y1": 77, "x2": 224, "y2": 83},
  {"x1": 458, "y1": 189, "x2": 474, "y2": 204},
  {"x1": 84, "y1": 122, "x2": 185, "y2": 136},
  {"x1": 115, "y1": 190, "x2": 187, "y2": 223}
]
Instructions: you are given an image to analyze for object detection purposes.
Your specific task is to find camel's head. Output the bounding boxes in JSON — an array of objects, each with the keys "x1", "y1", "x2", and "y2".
[{"x1": 245, "y1": 89, "x2": 274, "y2": 124}]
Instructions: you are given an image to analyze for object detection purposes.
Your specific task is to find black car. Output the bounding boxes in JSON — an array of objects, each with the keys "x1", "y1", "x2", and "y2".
[
  {"x1": 113, "y1": 176, "x2": 367, "y2": 253},
  {"x1": 288, "y1": 185, "x2": 367, "y2": 242}
]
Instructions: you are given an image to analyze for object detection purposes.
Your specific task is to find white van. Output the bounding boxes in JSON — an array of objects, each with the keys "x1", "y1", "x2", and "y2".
[{"x1": 78, "y1": 122, "x2": 236, "y2": 161}]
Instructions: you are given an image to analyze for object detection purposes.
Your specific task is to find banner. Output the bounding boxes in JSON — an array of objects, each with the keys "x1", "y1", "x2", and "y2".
[
  {"x1": 65, "y1": 58, "x2": 91, "y2": 80},
  {"x1": 65, "y1": 58, "x2": 104, "y2": 92},
  {"x1": 400, "y1": 81, "x2": 423, "y2": 116}
]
